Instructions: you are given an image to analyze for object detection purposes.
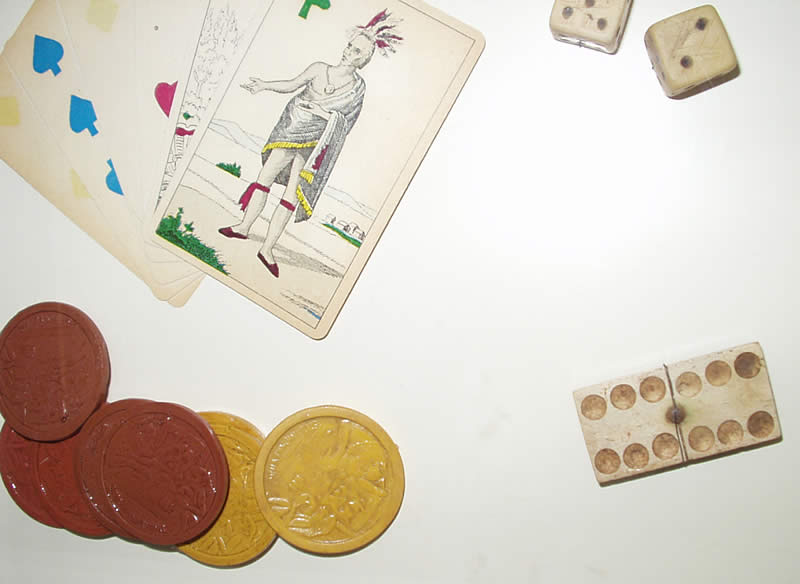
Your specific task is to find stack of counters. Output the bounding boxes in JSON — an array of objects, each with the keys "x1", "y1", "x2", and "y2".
[
  {"x1": 254, "y1": 406, "x2": 405, "y2": 555},
  {"x1": 0, "y1": 305, "x2": 404, "y2": 563},
  {"x1": 0, "y1": 302, "x2": 110, "y2": 441},
  {"x1": 75, "y1": 401, "x2": 230, "y2": 546},
  {"x1": 0, "y1": 421, "x2": 111, "y2": 537},
  {"x1": 178, "y1": 412, "x2": 276, "y2": 567},
  {"x1": 74, "y1": 399, "x2": 153, "y2": 539},
  {"x1": 36, "y1": 430, "x2": 111, "y2": 537},
  {"x1": 0, "y1": 423, "x2": 61, "y2": 528},
  {"x1": 2, "y1": 402, "x2": 405, "y2": 563}
]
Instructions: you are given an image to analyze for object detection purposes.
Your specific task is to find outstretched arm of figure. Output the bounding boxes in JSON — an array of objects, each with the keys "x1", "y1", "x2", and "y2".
[{"x1": 241, "y1": 62, "x2": 324, "y2": 94}]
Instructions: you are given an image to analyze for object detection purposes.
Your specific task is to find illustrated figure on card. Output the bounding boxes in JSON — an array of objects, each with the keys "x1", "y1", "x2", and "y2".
[
  {"x1": 153, "y1": 0, "x2": 484, "y2": 338},
  {"x1": 218, "y1": 10, "x2": 402, "y2": 278}
]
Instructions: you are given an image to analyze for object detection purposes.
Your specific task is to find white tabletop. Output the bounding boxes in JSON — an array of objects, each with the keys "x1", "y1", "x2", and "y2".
[{"x1": 1, "y1": 1, "x2": 798, "y2": 582}]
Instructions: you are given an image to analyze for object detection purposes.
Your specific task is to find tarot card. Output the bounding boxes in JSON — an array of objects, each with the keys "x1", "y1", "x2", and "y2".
[
  {"x1": 152, "y1": 0, "x2": 484, "y2": 339},
  {"x1": 2, "y1": 0, "x2": 154, "y2": 290},
  {"x1": 58, "y1": 0, "x2": 205, "y2": 301}
]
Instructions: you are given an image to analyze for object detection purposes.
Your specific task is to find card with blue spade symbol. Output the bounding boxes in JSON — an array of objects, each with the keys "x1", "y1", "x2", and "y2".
[
  {"x1": 0, "y1": 0, "x2": 485, "y2": 328},
  {"x1": 68, "y1": 94, "x2": 99, "y2": 136},
  {"x1": 1, "y1": 0, "x2": 160, "y2": 298},
  {"x1": 56, "y1": 0, "x2": 208, "y2": 304},
  {"x1": 0, "y1": 55, "x2": 149, "y2": 288},
  {"x1": 32, "y1": 33, "x2": 63, "y2": 75}
]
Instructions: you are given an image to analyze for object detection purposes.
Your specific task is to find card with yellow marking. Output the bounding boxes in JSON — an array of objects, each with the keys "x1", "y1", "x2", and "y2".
[
  {"x1": 0, "y1": 0, "x2": 221, "y2": 306},
  {"x1": 2, "y1": 0, "x2": 153, "y2": 292},
  {"x1": 151, "y1": 0, "x2": 484, "y2": 339},
  {"x1": 0, "y1": 55, "x2": 146, "y2": 284},
  {"x1": 57, "y1": 0, "x2": 208, "y2": 301}
]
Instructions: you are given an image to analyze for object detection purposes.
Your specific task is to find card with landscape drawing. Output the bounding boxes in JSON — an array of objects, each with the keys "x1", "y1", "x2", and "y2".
[{"x1": 152, "y1": 0, "x2": 484, "y2": 339}]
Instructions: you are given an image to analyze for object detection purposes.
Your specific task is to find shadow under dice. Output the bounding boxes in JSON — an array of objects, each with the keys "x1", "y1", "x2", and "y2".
[
  {"x1": 549, "y1": 0, "x2": 633, "y2": 54},
  {"x1": 645, "y1": 4, "x2": 738, "y2": 98}
]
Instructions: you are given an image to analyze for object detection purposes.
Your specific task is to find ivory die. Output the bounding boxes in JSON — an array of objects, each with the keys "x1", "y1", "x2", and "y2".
[
  {"x1": 645, "y1": 5, "x2": 738, "y2": 97},
  {"x1": 549, "y1": 0, "x2": 633, "y2": 54}
]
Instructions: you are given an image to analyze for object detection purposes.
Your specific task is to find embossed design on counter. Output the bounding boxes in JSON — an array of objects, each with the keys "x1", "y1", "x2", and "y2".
[
  {"x1": 0, "y1": 303, "x2": 109, "y2": 441},
  {"x1": 1, "y1": 315, "x2": 93, "y2": 424},
  {"x1": 180, "y1": 412, "x2": 275, "y2": 567},
  {"x1": 265, "y1": 417, "x2": 390, "y2": 542},
  {"x1": 100, "y1": 407, "x2": 228, "y2": 545}
]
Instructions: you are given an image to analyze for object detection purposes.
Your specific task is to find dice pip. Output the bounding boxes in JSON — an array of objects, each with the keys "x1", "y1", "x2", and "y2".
[
  {"x1": 645, "y1": 5, "x2": 738, "y2": 98},
  {"x1": 549, "y1": 0, "x2": 633, "y2": 54}
]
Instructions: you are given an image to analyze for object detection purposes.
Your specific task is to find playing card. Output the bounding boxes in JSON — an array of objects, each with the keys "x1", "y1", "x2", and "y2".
[
  {"x1": 2, "y1": 0, "x2": 154, "y2": 292},
  {"x1": 0, "y1": 54, "x2": 145, "y2": 285},
  {"x1": 130, "y1": 0, "x2": 216, "y2": 303},
  {"x1": 153, "y1": 0, "x2": 277, "y2": 209},
  {"x1": 57, "y1": 0, "x2": 139, "y2": 218},
  {"x1": 57, "y1": 0, "x2": 205, "y2": 302},
  {"x1": 135, "y1": 0, "x2": 209, "y2": 222},
  {"x1": 152, "y1": 0, "x2": 484, "y2": 338}
]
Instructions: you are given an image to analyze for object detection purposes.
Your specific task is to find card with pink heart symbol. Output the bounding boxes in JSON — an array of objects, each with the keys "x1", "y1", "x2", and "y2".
[
  {"x1": 155, "y1": 81, "x2": 178, "y2": 118},
  {"x1": 0, "y1": 0, "x2": 484, "y2": 332},
  {"x1": 56, "y1": 0, "x2": 210, "y2": 303}
]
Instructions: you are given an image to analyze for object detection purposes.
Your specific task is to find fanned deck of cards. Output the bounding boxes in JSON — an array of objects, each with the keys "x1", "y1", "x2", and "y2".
[{"x1": 0, "y1": 0, "x2": 484, "y2": 336}]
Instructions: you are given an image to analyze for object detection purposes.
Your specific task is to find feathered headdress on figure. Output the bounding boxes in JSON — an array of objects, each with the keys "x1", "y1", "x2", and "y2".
[{"x1": 353, "y1": 9, "x2": 403, "y2": 56}]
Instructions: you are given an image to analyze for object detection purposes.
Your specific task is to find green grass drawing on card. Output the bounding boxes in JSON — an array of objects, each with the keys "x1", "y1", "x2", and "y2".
[
  {"x1": 216, "y1": 162, "x2": 242, "y2": 177},
  {"x1": 156, "y1": 208, "x2": 229, "y2": 275},
  {"x1": 323, "y1": 223, "x2": 362, "y2": 248}
]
